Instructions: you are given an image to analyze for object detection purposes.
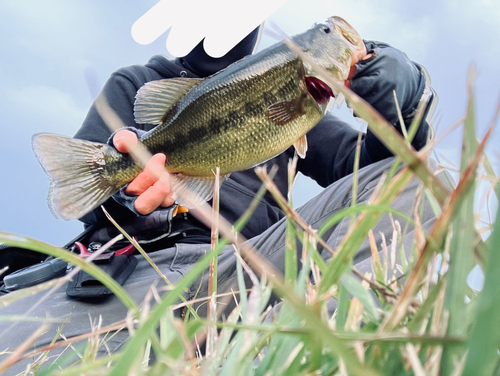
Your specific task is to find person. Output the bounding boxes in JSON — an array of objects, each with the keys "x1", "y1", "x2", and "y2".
[{"x1": 0, "y1": 20, "x2": 438, "y2": 372}]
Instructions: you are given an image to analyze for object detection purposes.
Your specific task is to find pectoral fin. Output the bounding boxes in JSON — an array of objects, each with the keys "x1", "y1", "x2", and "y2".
[
  {"x1": 293, "y1": 135, "x2": 308, "y2": 158},
  {"x1": 134, "y1": 77, "x2": 203, "y2": 125},
  {"x1": 266, "y1": 96, "x2": 307, "y2": 125}
]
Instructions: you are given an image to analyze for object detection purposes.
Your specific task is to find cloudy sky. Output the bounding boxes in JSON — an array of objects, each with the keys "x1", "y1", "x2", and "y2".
[{"x1": 0, "y1": 0, "x2": 499, "y2": 248}]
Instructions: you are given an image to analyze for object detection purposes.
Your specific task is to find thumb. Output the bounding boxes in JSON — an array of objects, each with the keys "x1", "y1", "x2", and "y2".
[{"x1": 113, "y1": 130, "x2": 138, "y2": 153}]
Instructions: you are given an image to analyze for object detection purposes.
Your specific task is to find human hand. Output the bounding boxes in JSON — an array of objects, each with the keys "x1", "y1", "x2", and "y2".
[
  {"x1": 345, "y1": 41, "x2": 425, "y2": 125},
  {"x1": 345, "y1": 44, "x2": 371, "y2": 88},
  {"x1": 113, "y1": 129, "x2": 175, "y2": 215},
  {"x1": 344, "y1": 41, "x2": 432, "y2": 161}
]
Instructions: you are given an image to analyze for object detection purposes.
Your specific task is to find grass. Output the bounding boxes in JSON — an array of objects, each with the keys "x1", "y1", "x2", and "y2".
[{"x1": 0, "y1": 61, "x2": 499, "y2": 375}]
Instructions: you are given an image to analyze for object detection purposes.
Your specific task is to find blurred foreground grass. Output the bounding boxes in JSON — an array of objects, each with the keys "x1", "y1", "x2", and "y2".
[{"x1": 0, "y1": 65, "x2": 499, "y2": 375}]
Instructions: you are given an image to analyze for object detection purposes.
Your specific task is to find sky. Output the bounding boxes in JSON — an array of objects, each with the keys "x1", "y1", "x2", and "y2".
[{"x1": 0, "y1": 0, "x2": 499, "y2": 257}]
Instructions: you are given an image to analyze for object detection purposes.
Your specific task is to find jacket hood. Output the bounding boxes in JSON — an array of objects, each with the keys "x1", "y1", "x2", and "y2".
[
  {"x1": 173, "y1": 25, "x2": 263, "y2": 78},
  {"x1": 145, "y1": 54, "x2": 200, "y2": 78}
]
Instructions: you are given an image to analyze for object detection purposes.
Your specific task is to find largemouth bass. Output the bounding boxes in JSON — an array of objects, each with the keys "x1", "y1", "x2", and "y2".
[{"x1": 32, "y1": 16, "x2": 363, "y2": 220}]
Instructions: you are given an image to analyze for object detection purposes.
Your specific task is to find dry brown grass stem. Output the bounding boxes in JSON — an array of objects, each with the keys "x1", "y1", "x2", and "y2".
[
  {"x1": 380, "y1": 120, "x2": 493, "y2": 331},
  {"x1": 254, "y1": 166, "x2": 399, "y2": 302},
  {"x1": 0, "y1": 324, "x2": 49, "y2": 374}
]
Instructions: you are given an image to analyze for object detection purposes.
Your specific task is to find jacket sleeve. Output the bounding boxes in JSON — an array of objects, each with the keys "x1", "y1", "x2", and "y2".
[
  {"x1": 73, "y1": 70, "x2": 144, "y2": 143},
  {"x1": 298, "y1": 40, "x2": 432, "y2": 187}
]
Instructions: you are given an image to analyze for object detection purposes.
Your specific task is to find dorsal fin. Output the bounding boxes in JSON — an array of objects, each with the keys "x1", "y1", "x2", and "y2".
[{"x1": 134, "y1": 77, "x2": 203, "y2": 125}]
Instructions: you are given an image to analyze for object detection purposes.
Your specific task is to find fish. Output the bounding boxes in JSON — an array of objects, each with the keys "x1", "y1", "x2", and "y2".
[{"x1": 32, "y1": 16, "x2": 364, "y2": 221}]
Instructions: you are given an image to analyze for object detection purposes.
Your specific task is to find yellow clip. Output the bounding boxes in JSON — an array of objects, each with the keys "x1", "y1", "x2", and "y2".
[{"x1": 172, "y1": 205, "x2": 189, "y2": 217}]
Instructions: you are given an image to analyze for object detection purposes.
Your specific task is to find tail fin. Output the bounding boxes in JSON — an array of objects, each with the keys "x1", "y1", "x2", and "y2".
[{"x1": 32, "y1": 133, "x2": 120, "y2": 221}]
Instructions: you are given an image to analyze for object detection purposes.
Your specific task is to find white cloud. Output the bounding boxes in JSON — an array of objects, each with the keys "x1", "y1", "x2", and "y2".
[
  {"x1": 260, "y1": 0, "x2": 435, "y2": 60},
  {"x1": 0, "y1": 1, "x2": 108, "y2": 64},
  {"x1": 5, "y1": 85, "x2": 87, "y2": 136}
]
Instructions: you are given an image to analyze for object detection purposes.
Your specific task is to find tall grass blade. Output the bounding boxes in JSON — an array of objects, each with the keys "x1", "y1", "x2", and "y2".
[
  {"x1": 101, "y1": 207, "x2": 200, "y2": 321},
  {"x1": 441, "y1": 65, "x2": 478, "y2": 374},
  {"x1": 255, "y1": 302, "x2": 306, "y2": 376},
  {"x1": 0, "y1": 232, "x2": 137, "y2": 312},
  {"x1": 462, "y1": 203, "x2": 500, "y2": 374},
  {"x1": 381, "y1": 114, "x2": 493, "y2": 332},
  {"x1": 283, "y1": 38, "x2": 450, "y2": 207},
  {"x1": 318, "y1": 167, "x2": 414, "y2": 295},
  {"x1": 203, "y1": 304, "x2": 242, "y2": 376},
  {"x1": 285, "y1": 156, "x2": 298, "y2": 285},
  {"x1": 336, "y1": 285, "x2": 349, "y2": 330},
  {"x1": 406, "y1": 276, "x2": 446, "y2": 333},
  {"x1": 207, "y1": 166, "x2": 221, "y2": 356},
  {"x1": 339, "y1": 273, "x2": 380, "y2": 322},
  {"x1": 462, "y1": 102, "x2": 500, "y2": 376}
]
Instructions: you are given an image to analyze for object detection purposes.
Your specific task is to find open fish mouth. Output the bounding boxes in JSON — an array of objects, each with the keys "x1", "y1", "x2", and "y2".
[
  {"x1": 305, "y1": 76, "x2": 334, "y2": 106},
  {"x1": 302, "y1": 16, "x2": 365, "y2": 108}
]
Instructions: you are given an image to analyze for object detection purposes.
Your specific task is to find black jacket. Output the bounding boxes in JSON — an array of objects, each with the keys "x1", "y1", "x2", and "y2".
[{"x1": 74, "y1": 42, "x2": 429, "y2": 243}]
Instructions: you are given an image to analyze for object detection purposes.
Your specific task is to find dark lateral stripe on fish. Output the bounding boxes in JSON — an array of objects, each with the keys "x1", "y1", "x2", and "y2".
[
  {"x1": 277, "y1": 77, "x2": 300, "y2": 99},
  {"x1": 244, "y1": 101, "x2": 265, "y2": 116}
]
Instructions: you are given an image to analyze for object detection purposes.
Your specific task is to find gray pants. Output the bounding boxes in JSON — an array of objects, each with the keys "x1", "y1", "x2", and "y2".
[{"x1": 0, "y1": 157, "x2": 438, "y2": 373}]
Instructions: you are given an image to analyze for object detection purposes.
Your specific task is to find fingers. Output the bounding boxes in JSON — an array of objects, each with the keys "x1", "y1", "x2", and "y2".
[
  {"x1": 345, "y1": 50, "x2": 373, "y2": 89},
  {"x1": 134, "y1": 177, "x2": 175, "y2": 215},
  {"x1": 126, "y1": 153, "x2": 166, "y2": 195},
  {"x1": 113, "y1": 129, "x2": 138, "y2": 153},
  {"x1": 351, "y1": 42, "x2": 368, "y2": 65},
  {"x1": 114, "y1": 131, "x2": 175, "y2": 215},
  {"x1": 124, "y1": 153, "x2": 174, "y2": 215}
]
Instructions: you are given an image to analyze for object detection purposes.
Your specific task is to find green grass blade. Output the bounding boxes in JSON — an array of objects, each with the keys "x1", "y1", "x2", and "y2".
[
  {"x1": 318, "y1": 167, "x2": 414, "y2": 296},
  {"x1": 441, "y1": 65, "x2": 478, "y2": 374},
  {"x1": 295, "y1": 231, "x2": 312, "y2": 296},
  {"x1": 0, "y1": 232, "x2": 138, "y2": 312},
  {"x1": 255, "y1": 302, "x2": 305, "y2": 376},
  {"x1": 336, "y1": 285, "x2": 349, "y2": 330},
  {"x1": 285, "y1": 215, "x2": 297, "y2": 285},
  {"x1": 349, "y1": 133, "x2": 362, "y2": 229},
  {"x1": 381, "y1": 115, "x2": 493, "y2": 332},
  {"x1": 462, "y1": 196, "x2": 500, "y2": 375},
  {"x1": 462, "y1": 101, "x2": 500, "y2": 376},
  {"x1": 102, "y1": 207, "x2": 200, "y2": 321},
  {"x1": 339, "y1": 273, "x2": 380, "y2": 322},
  {"x1": 285, "y1": 157, "x2": 298, "y2": 285},
  {"x1": 106, "y1": 248, "x2": 218, "y2": 376},
  {"x1": 204, "y1": 305, "x2": 242, "y2": 376},
  {"x1": 459, "y1": 66, "x2": 478, "y2": 173},
  {"x1": 407, "y1": 276, "x2": 445, "y2": 333}
]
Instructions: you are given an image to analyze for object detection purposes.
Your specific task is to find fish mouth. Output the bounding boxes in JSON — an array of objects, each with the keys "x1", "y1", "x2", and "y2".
[{"x1": 305, "y1": 76, "x2": 334, "y2": 106}]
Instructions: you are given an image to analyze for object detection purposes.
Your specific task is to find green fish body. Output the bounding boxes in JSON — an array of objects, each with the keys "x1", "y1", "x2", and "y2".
[{"x1": 32, "y1": 16, "x2": 363, "y2": 220}]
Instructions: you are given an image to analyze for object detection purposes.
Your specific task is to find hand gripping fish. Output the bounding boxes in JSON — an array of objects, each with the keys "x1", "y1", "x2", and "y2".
[{"x1": 32, "y1": 16, "x2": 364, "y2": 220}]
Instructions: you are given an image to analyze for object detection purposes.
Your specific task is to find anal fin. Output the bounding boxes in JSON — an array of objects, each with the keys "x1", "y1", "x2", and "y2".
[
  {"x1": 293, "y1": 135, "x2": 308, "y2": 158},
  {"x1": 170, "y1": 173, "x2": 230, "y2": 208}
]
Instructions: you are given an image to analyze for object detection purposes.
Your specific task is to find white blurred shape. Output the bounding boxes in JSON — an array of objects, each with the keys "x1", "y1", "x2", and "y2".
[{"x1": 132, "y1": 0, "x2": 287, "y2": 57}]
